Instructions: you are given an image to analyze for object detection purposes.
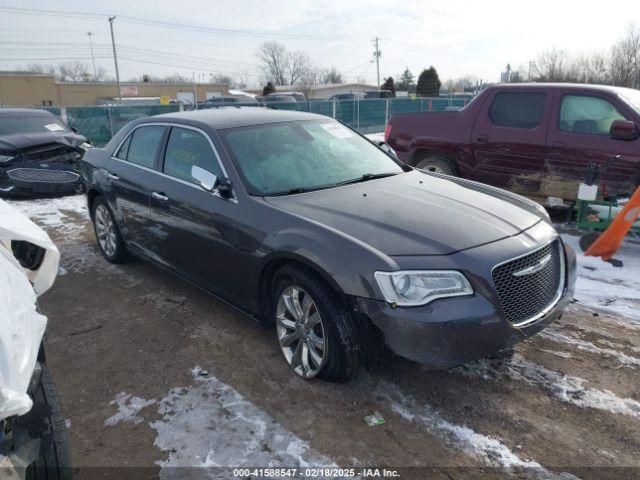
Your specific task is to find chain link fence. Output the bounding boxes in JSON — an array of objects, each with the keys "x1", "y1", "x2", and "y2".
[{"x1": 5, "y1": 97, "x2": 469, "y2": 146}]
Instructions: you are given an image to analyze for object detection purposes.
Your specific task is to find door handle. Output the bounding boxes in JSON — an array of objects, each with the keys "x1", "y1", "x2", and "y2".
[
  {"x1": 105, "y1": 172, "x2": 119, "y2": 181},
  {"x1": 151, "y1": 191, "x2": 169, "y2": 202},
  {"x1": 477, "y1": 135, "x2": 488, "y2": 144}
]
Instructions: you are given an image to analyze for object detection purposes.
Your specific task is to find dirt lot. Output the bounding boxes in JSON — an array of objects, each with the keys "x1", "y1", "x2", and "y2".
[{"x1": 10, "y1": 196, "x2": 640, "y2": 479}]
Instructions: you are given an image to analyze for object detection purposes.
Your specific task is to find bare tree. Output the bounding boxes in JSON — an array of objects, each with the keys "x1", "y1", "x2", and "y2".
[
  {"x1": 24, "y1": 61, "x2": 109, "y2": 81},
  {"x1": 318, "y1": 67, "x2": 343, "y2": 84},
  {"x1": 287, "y1": 50, "x2": 313, "y2": 85},
  {"x1": 533, "y1": 48, "x2": 569, "y2": 82},
  {"x1": 258, "y1": 41, "x2": 288, "y2": 86},
  {"x1": 609, "y1": 23, "x2": 640, "y2": 87}
]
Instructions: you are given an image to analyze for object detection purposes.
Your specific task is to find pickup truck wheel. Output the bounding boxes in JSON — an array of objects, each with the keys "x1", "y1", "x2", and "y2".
[
  {"x1": 91, "y1": 196, "x2": 129, "y2": 263},
  {"x1": 416, "y1": 156, "x2": 457, "y2": 176},
  {"x1": 273, "y1": 265, "x2": 359, "y2": 382}
]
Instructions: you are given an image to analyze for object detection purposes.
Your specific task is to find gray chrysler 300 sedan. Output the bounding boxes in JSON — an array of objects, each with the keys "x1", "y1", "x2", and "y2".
[{"x1": 80, "y1": 108, "x2": 577, "y2": 381}]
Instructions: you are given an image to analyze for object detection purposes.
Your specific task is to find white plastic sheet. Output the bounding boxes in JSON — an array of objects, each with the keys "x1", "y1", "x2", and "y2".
[{"x1": 0, "y1": 200, "x2": 59, "y2": 421}]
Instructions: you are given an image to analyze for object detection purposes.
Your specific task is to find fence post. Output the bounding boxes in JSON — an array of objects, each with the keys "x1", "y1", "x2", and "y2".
[
  {"x1": 356, "y1": 98, "x2": 360, "y2": 131},
  {"x1": 107, "y1": 105, "x2": 114, "y2": 139},
  {"x1": 332, "y1": 100, "x2": 336, "y2": 119},
  {"x1": 429, "y1": 99, "x2": 433, "y2": 112},
  {"x1": 385, "y1": 98, "x2": 390, "y2": 125},
  {"x1": 60, "y1": 106, "x2": 68, "y2": 125}
]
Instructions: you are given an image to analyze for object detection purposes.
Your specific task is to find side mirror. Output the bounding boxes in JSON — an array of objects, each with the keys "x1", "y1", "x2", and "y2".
[
  {"x1": 376, "y1": 140, "x2": 397, "y2": 158},
  {"x1": 70, "y1": 125, "x2": 79, "y2": 133},
  {"x1": 610, "y1": 119, "x2": 639, "y2": 141},
  {"x1": 191, "y1": 165, "x2": 234, "y2": 199},
  {"x1": 191, "y1": 165, "x2": 218, "y2": 191}
]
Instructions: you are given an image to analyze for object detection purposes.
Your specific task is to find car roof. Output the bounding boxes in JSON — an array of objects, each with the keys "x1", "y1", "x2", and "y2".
[
  {"x1": 485, "y1": 83, "x2": 635, "y2": 95},
  {"x1": 149, "y1": 106, "x2": 327, "y2": 130},
  {"x1": 0, "y1": 108, "x2": 56, "y2": 116}
]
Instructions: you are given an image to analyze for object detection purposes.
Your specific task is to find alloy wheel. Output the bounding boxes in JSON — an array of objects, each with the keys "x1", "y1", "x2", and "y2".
[
  {"x1": 94, "y1": 204, "x2": 117, "y2": 258},
  {"x1": 276, "y1": 285, "x2": 327, "y2": 379}
]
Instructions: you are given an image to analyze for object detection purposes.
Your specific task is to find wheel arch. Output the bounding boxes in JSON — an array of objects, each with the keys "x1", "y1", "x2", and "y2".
[
  {"x1": 87, "y1": 188, "x2": 102, "y2": 219},
  {"x1": 258, "y1": 253, "x2": 345, "y2": 324},
  {"x1": 410, "y1": 147, "x2": 459, "y2": 168}
]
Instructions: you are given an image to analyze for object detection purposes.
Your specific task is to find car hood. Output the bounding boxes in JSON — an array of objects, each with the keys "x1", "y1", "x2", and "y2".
[
  {"x1": 0, "y1": 131, "x2": 86, "y2": 152},
  {"x1": 265, "y1": 170, "x2": 543, "y2": 256}
]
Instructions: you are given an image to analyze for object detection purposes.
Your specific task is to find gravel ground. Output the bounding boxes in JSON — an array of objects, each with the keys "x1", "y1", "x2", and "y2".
[{"x1": 8, "y1": 195, "x2": 640, "y2": 480}]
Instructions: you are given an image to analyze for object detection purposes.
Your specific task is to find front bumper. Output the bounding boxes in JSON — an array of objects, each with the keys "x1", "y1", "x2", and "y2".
[
  {"x1": 0, "y1": 167, "x2": 83, "y2": 197},
  {"x1": 357, "y1": 227, "x2": 577, "y2": 368}
]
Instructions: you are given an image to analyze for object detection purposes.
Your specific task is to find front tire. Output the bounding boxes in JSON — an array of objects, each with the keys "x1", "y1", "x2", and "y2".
[
  {"x1": 91, "y1": 196, "x2": 128, "y2": 263},
  {"x1": 273, "y1": 265, "x2": 360, "y2": 382}
]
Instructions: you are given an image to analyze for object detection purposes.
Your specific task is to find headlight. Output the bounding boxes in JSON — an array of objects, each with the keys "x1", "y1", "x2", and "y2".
[
  {"x1": 374, "y1": 270, "x2": 473, "y2": 307},
  {"x1": 0, "y1": 155, "x2": 15, "y2": 164}
]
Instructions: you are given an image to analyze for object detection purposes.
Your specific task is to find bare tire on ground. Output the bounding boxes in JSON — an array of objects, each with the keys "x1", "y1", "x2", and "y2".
[
  {"x1": 273, "y1": 265, "x2": 360, "y2": 382},
  {"x1": 415, "y1": 156, "x2": 457, "y2": 176},
  {"x1": 26, "y1": 367, "x2": 73, "y2": 480}
]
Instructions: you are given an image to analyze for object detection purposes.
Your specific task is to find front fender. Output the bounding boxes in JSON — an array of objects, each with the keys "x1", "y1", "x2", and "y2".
[{"x1": 259, "y1": 226, "x2": 396, "y2": 300}]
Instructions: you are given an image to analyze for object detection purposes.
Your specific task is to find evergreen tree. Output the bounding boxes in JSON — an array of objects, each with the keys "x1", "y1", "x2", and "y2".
[
  {"x1": 397, "y1": 67, "x2": 415, "y2": 92},
  {"x1": 416, "y1": 67, "x2": 441, "y2": 97},
  {"x1": 262, "y1": 81, "x2": 276, "y2": 96},
  {"x1": 381, "y1": 77, "x2": 396, "y2": 96}
]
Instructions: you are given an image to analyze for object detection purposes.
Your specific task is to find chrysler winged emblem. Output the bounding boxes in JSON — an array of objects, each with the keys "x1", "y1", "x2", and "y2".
[{"x1": 512, "y1": 253, "x2": 552, "y2": 277}]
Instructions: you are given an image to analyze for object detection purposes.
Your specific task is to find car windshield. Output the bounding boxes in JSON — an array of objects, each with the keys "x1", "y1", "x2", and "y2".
[
  {"x1": 0, "y1": 113, "x2": 69, "y2": 136},
  {"x1": 618, "y1": 88, "x2": 640, "y2": 114},
  {"x1": 222, "y1": 120, "x2": 404, "y2": 196}
]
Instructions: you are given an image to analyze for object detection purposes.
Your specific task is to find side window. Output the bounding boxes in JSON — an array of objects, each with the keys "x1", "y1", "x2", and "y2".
[
  {"x1": 489, "y1": 92, "x2": 546, "y2": 129},
  {"x1": 126, "y1": 125, "x2": 165, "y2": 168},
  {"x1": 114, "y1": 133, "x2": 132, "y2": 160},
  {"x1": 163, "y1": 127, "x2": 222, "y2": 184},
  {"x1": 559, "y1": 95, "x2": 626, "y2": 135}
]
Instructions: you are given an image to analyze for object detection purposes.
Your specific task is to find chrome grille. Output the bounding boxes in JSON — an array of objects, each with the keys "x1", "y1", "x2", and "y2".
[
  {"x1": 492, "y1": 240, "x2": 564, "y2": 326},
  {"x1": 7, "y1": 168, "x2": 79, "y2": 184}
]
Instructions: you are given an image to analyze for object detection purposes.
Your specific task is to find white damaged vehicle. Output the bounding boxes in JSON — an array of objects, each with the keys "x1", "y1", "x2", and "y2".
[{"x1": 0, "y1": 200, "x2": 71, "y2": 479}]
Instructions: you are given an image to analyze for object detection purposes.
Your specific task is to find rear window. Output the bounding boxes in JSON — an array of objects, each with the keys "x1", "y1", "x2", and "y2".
[
  {"x1": 121, "y1": 125, "x2": 164, "y2": 169},
  {"x1": 489, "y1": 92, "x2": 546, "y2": 129}
]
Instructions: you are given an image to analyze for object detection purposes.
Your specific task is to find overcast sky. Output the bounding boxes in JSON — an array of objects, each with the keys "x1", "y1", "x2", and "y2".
[{"x1": 1, "y1": 0, "x2": 639, "y2": 87}]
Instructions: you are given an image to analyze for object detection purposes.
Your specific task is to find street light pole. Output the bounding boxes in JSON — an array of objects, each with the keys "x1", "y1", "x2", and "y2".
[
  {"x1": 87, "y1": 32, "x2": 97, "y2": 79},
  {"x1": 108, "y1": 16, "x2": 122, "y2": 104}
]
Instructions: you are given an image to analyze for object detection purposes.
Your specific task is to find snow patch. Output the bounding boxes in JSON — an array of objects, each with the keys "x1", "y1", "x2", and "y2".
[
  {"x1": 104, "y1": 392, "x2": 155, "y2": 427},
  {"x1": 540, "y1": 328, "x2": 640, "y2": 367},
  {"x1": 562, "y1": 234, "x2": 640, "y2": 321},
  {"x1": 5, "y1": 195, "x2": 88, "y2": 238},
  {"x1": 150, "y1": 366, "x2": 335, "y2": 476},
  {"x1": 455, "y1": 355, "x2": 640, "y2": 418},
  {"x1": 377, "y1": 381, "x2": 576, "y2": 479}
]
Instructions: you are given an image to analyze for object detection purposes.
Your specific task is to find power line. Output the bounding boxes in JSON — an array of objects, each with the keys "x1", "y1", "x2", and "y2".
[{"x1": 0, "y1": 5, "x2": 353, "y2": 39}]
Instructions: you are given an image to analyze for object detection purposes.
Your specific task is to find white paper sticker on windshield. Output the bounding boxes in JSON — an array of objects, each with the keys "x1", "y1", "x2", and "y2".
[
  {"x1": 44, "y1": 123, "x2": 64, "y2": 132},
  {"x1": 320, "y1": 123, "x2": 354, "y2": 139}
]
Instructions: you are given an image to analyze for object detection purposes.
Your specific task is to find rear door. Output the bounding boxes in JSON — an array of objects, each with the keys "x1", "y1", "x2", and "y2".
[
  {"x1": 149, "y1": 125, "x2": 242, "y2": 303},
  {"x1": 546, "y1": 91, "x2": 640, "y2": 198},
  {"x1": 471, "y1": 90, "x2": 550, "y2": 195},
  {"x1": 104, "y1": 124, "x2": 166, "y2": 253}
]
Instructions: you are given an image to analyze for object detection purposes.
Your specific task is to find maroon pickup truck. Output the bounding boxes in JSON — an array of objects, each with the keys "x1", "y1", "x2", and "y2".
[{"x1": 385, "y1": 83, "x2": 640, "y2": 200}]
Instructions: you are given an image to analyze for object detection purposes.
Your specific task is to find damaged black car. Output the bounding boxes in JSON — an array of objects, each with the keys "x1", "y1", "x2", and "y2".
[{"x1": 0, "y1": 108, "x2": 90, "y2": 197}]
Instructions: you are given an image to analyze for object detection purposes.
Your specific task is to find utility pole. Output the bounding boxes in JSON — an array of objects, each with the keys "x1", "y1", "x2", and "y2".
[
  {"x1": 108, "y1": 16, "x2": 122, "y2": 104},
  {"x1": 373, "y1": 37, "x2": 381, "y2": 89},
  {"x1": 87, "y1": 32, "x2": 97, "y2": 79}
]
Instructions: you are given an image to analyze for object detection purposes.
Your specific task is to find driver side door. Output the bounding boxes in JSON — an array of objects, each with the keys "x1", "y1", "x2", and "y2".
[{"x1": 148, "y1": 124, "x2": 242, "y2": 302}]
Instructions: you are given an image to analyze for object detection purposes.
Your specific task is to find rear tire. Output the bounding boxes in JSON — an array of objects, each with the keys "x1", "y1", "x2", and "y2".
[
  {"x1": 91, "y1": 196, "x2": 129, "y2": 263},
  {"x1": 273, "y1": 265, "x2": 360, "y2": 382},
  {"x1": 26, "y1": 367, "x2": 73, "y2": 480},
  {"x1": 415, "y1": 155, "x2": 457, "y2": 176}
]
